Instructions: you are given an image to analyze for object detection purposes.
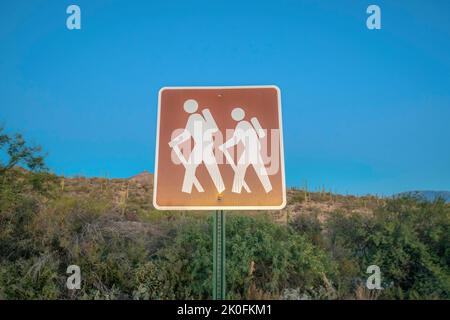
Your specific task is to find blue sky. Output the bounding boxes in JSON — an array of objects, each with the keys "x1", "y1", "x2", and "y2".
[{"x1": 1, "y1": 0, "x2": 449, "y2": 195}]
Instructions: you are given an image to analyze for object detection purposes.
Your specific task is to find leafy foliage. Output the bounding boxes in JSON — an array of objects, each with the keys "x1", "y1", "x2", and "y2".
[
  {"x1": 0, "y1": 127, "x2": 46, "y2": 174},
  {"x1": 324, "y1": 198, "x2": 450, "y2": 299},
  {"x1": 1, "y1": 129, "x2": 449, "y2": 299}
]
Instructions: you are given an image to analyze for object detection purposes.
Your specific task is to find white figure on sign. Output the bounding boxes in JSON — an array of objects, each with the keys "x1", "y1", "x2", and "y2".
[
  {"x1": 219, "y1": 107, "x2": 272, "y2": 194},
  {"x1": 169, "y1": 99, "x2": 225, "y2": 194}
]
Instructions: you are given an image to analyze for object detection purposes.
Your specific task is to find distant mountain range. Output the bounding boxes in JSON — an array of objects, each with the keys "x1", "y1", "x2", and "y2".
[{"x1": 395, "y1": 191, "x2": 450, "y2": 203}]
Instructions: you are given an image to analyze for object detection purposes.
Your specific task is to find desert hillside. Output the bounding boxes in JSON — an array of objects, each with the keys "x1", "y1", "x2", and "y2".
[
  {"x1": 59, "y1": 170, "x2": 382, "y2": 222},
  {"x1": 1, "y1": 167, "x2": 449, "y2": 300}
]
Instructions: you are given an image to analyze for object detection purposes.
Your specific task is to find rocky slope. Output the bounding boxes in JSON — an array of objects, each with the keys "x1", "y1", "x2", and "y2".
[{"x1": 60, "y1": 171, "x2": 384, "y2": 223}]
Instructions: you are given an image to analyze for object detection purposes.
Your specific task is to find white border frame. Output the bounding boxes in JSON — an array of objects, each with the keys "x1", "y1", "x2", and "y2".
[{"x1": 153, "y1": 85, "x2": 286, "y2": 210}]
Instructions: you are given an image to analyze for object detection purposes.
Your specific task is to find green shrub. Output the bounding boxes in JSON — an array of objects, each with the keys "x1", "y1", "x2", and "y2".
[
  {"x1": 326, "y1": 198, "x2": 450, "y2": 299},
  {"x1": 290, "y1": 212, "x2": 323, "y2": 247},
  {"x1": 1, "y1": 130, "x2": 449, "y2": 300},
  {"x1": 0, "y1": 254, "x2": 62, "y2": 299}
]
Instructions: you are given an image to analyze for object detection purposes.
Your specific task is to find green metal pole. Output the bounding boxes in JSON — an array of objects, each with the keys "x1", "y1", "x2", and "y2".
[{"x1": 213, "y1": 210, "x2": 226, "y2": 300}]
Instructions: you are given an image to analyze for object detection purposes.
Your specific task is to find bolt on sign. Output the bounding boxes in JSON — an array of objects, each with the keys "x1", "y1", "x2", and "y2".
[{"x1": 153, "y1": 86, "x2": 286, "y2": 210}]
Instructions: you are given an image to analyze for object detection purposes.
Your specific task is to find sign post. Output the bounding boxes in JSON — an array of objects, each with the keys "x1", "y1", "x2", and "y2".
[
  {"x1": 153, "y1": 86, "x2": 286, "y2": 299},
  {"x1": 213, "y1": 210, "x2": 226, "y2": 300}
]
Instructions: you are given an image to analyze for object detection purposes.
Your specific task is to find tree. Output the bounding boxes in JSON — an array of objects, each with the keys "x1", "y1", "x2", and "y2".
[{"x1": 0, "y1": 126, "x2": 46, "y2": 175}]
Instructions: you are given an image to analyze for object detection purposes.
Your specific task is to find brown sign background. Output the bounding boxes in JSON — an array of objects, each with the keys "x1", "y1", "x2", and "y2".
[{"x1": 153, "y1": 86, "x2": 286, "y2": 210}]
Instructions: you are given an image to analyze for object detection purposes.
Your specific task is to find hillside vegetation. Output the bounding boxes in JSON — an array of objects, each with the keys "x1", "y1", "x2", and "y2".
[{"x1": 1, "y1": 129, "x2": 449, "y2": 299}]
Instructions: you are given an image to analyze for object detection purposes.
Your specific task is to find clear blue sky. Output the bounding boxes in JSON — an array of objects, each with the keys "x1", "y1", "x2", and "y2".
[{"x1": 1, "y1": 0, "x2": 449, "y2": 195}]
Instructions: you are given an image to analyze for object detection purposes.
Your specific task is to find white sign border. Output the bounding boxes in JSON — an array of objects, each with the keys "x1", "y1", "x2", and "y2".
[{"x1": 153, "y1": 85, "x2": 286, "y2": 211}]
